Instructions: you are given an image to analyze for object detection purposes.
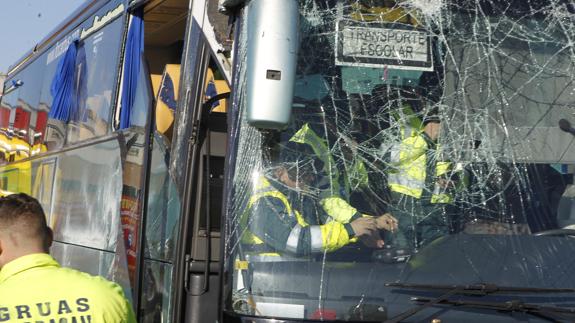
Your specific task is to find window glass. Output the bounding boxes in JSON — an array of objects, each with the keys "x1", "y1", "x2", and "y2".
[
  {"x1": 50, "y1": 138, "x2": 122, "y2": 252},
  {"x1": 39, "y1": 17, "x2": 125, "y2": 147},
  {"x1": 17, "y1": 57, "x2": 49, "y2": 159},
  {"x1": 69, "y1": 17, "x2": 125, "y2": 142},
  {"x1": 11, "y1": 59, "x2": 42, "y2": 146},
  {"x1": 118, "y1": 53, "x2": 154, "y2": 287},
  {"x1": 0, "y1": 88, "x2": 18, "y2": 164},
  {"x1": 39, "y1": 49, "x2": 63, "y2": 150},
  {"x1": 0, "y1": 160, "x2": 32, "y2": 196},
  {"x1": 224, "y1": 1, "x2": 575, "y2": 321},
  {"x1": 0, "y1": 56, "x2": 53, "y2": 161},
  {"x1": 50, "y1": 242, "x2": 133, "y2": 305},
  {"x1": 140, "y1": 133, "x2": 180, "y2": 323},
  {"x1": 144, "y1": 133, "x2": 181, "y2": 262},
  {"x1": 129, "y1": 62, "x2": 152, "y2": 129},
  {"x1": 140, "y1": 260, "x2": 173, "y2": 323}
]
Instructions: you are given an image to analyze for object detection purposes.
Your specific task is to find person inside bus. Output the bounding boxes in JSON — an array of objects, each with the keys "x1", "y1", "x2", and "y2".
[
  {"x1": 240, "y1": 141, "x2": 398, "y2": 260},
  {"x1": 383, "y1": 100, "x2": 455, "y2": 252},
  {"x1": 288, "y1": 121, "x2": 388, "y2": 226},
  {"x1": 0, "y1": 193, "x2": 136, "y2": 322}
]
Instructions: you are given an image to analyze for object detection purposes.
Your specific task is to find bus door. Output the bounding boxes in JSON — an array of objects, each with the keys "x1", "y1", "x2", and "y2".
[
  {"x1": 134, "y1": 0, "x2": 232, "y2": 321},
  {"x1": 181, "y1": 60, "x2": 229, "y2": 323},
  {"x1": 165, "y1": 1, "x2": 233, "y2": 321}
]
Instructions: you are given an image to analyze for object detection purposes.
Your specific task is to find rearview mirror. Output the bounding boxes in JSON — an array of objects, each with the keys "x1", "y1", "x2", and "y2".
[{"x1": 245, "y1": 0, "x2": 299, "y2": 130}]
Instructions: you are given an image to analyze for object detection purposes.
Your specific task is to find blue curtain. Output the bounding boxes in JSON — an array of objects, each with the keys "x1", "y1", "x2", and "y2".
[
  {"x1": 49, "y1": 40, "x2": 78, "y2": 122},
  {"x1": 119, "y1": 10, "x2": 144, "y2": 130},
  {"x1": 72, "y1": 44, "x2": 88, "y2": 122}
]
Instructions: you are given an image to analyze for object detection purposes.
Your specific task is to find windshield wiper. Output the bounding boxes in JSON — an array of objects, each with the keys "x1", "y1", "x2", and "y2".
[
  {"x1": 386, "y1": 282, "x2": 575, "y2": 295},
  {"x1": 384, "y1": 283, "x2": 575, "y2": 323},
  {"x1": 412, "y1": 297, "x2": 575, "y2": 323}
]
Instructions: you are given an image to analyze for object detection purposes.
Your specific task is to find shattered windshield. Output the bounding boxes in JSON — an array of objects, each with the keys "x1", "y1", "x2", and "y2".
[{"x1": 224, "y1": 0, "x2": 575, "y2": 321}]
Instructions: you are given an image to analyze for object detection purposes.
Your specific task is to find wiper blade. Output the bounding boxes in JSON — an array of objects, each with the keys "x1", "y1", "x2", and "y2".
[
  {"x1": 384, "y1": 285, "x2": 467, "y2": 323},
  {"x1": 412, "y1": 297, "x2": 575, "y2": 323},
  {"x1": 386, "y1": 282, "x2": 575, "y2": 295},
  {"x1": 384, "y1": 283, "x2": 575, "y2": 322}
]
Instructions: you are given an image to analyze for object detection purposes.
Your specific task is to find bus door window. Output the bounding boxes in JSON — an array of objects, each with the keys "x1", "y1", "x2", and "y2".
[
  {"x1": 115, "y1": 30, "x2": 156, "y2": 290},
  {"x1": 138, "y1": 1, "x2": 189, "y2": 321}
]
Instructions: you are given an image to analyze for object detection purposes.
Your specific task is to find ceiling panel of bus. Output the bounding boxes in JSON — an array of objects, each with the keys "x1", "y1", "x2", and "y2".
[{"x1": 144, "y1": 0, "x2": 189, "y2": 46}]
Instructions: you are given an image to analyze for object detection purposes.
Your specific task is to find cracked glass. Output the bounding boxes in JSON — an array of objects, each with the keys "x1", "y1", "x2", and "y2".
[{"x1": 224, "y1": 0, "x2": 575, "y2": 321}]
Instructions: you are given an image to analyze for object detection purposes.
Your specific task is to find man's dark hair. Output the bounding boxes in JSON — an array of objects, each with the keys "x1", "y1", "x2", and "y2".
[
  {"x1": 422, "y1": 107, "x2": 441, "y2": 125},
  {"x1": 0, "y1": 193, "x2": 51, "y2": 249}
]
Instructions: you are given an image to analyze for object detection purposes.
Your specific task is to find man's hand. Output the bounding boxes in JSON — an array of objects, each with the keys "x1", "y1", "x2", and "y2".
[
  {"x1": 350, "y1": 217, "x2": 378, "y2": 237},
  {"x1": 376, "y1": 213, "x2": 398, "y2": 232},
  {"x1": 437, "y1": 178, "x2": 455, "y2": 189}
]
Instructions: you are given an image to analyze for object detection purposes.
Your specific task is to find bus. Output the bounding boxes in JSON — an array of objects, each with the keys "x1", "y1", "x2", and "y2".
[{"x1": 1, "y1": 0, "x2": 575, "y2": 322}]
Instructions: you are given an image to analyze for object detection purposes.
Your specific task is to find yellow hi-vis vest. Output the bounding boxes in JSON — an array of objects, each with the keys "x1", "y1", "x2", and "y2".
[
  {"x1": 0, "y1": 253, "x2": 136, "y2": 323},
  {"x1": 289, "y1": 123, "x2": 345, "y2": 196},
  {"x1": 240, "y1": 177, "x2": 356, "y2": 256},
  {"x1": 290, "y1": 123, "x2": 368, "y2": 198},
  {"x1": 389, "y1": 105, "x2": 452, "y2": 204}
]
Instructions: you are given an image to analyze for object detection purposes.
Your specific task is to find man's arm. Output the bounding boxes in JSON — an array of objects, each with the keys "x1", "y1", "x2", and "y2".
[
  {"x1": 249, "y1": 197, "x2": 297, "y2": 252},
  {"x1": 250, "y1": 196, "x2": 379, "y2": 255}
]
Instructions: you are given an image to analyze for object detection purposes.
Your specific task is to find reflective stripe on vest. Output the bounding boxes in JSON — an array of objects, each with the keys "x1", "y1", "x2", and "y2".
[
  {"x1": 310, "y1": 226, "x2": 323, "y2": 252},
  {"x1": 285, "y1": 224, "x2": 302, "y2": 253}
]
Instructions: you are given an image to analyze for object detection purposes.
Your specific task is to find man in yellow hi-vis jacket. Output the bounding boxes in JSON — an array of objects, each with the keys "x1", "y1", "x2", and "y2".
[
  {"x1": 240, "y1": 142, "x2": 397, "y2": 260},
  {"x1": 0, "y1": 193, "x2": 137, "y2": 323},
  {"x1": 289, "y1": 123, "x2": 396, "y2": 236},
  {"x1": 385, "y1": 107, "x2": 454, "y2": 251}
]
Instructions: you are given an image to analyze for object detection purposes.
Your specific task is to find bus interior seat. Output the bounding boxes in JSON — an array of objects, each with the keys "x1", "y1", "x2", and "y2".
[
  {"x1": 155, "y1": 64, "x2": 180, "y2": 141},
  {"x1": 150, "y1": 73, "x2": 162, "y2": 98},
  {"x1": 205, "y1": 66, "x2": 231, "y2": 113}
]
